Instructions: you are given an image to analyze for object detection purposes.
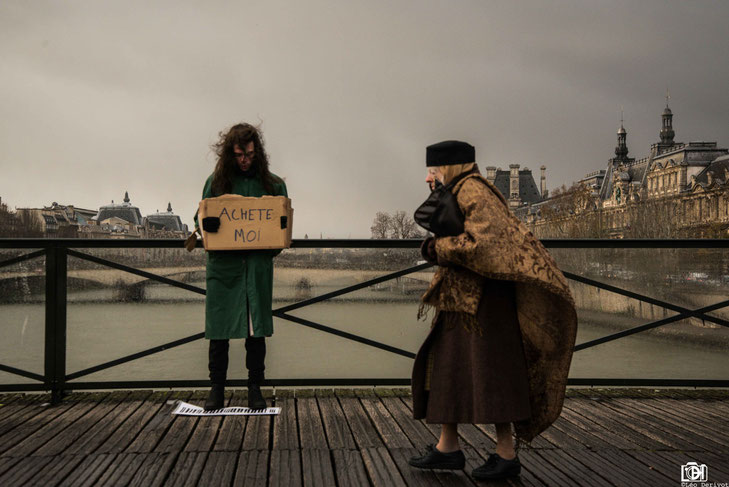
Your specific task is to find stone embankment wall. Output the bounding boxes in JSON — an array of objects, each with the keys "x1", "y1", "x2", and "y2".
[{"x1": 569, "y1": 280, "x2": 729, "y2": 327}]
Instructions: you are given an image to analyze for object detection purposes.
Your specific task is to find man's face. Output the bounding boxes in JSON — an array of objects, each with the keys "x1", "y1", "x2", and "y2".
[{"x1": 234, "y1": 141, "x2": 255, "y2": 172}]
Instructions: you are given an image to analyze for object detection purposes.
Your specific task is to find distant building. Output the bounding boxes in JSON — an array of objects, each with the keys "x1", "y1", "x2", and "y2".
[
  {"x1": 13, "y1": 191, "x2": 189, "y2": 239},
  {"x1": 83, "y1": 192, "x2": 189, "y2": 239},
  {"x1": 529, "y1": 100, "x2": 729, "y2": 238},
  {"x1": 144, "y1": 202, "x2": 189, "y2": 238},
  {"x1": 145, "y1": 202, "x2": 188, "y2": 234},
  {"x1": 15, "y1": 202, "x2": 97, "y2": 237},
  {"x1": 484, "y1": 164, "x2": 547, "y2": 209}
]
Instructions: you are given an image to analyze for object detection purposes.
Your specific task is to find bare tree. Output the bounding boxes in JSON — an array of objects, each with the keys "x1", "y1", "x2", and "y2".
[
  {"x1": 0, "y1": 199, "x2": 18, "y2": 237},
  {"x1": 371, "y1": 210, "x2": 423, "y2": 239},
  {"x1": 370, "y1": 211, "x2": 391, "y2": 239},
  {"x1": 389, "y1": 210, "x2": 422, "y2": 238},
  {"x1": 15, "y1": 209, "x2": 44, "y2": 237}
]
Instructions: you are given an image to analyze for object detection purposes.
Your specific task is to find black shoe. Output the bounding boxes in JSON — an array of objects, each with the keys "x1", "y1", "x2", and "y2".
[
  {"x1": 204, "y1": 384, "x2": 225, "y2": 411},
  {"x1": 247, "y1": 385, "x2": 267, "y2": 410},
  {"x1": 472, "y1": 453, "x2": 521, "y2": 480},
  {"x1": 409, "y1": 444, "x2": 466, "y2": 470}
]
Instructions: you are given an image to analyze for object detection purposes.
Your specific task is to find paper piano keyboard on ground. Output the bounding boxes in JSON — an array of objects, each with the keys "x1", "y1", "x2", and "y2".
[{"x1": 171, "y1": 401, "x2": 280, "y2": 416}]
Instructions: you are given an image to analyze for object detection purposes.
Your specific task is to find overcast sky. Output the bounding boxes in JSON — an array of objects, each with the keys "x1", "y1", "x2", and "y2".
[{"x1": 2, "y1": 0, "x2": 728, "y2": 238}]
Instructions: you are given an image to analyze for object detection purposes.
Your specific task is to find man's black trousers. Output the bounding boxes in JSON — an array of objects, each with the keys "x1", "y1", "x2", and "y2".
[{"x1": 208, "y1": 337, "x2": 265, "y2": 385}]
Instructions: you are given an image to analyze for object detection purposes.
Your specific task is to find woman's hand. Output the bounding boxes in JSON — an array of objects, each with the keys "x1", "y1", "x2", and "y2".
[{"x1": 420, "y1": 237, "x2": 438, "y2": 265}]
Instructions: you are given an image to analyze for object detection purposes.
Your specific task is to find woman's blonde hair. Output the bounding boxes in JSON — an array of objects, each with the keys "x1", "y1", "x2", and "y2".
[{"x1": 438, "y1": 162, "x2": 476, "y2": 185}]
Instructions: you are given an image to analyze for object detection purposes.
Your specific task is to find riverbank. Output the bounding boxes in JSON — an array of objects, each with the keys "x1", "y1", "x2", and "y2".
[{"x1": 577, "y1": 308, "x2": 729, "y2": 350}]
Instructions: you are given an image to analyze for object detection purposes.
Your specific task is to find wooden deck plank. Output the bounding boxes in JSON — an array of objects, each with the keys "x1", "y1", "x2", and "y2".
[
  {"x1": 22, "y1": 454, "x2": 86, "y2": 487},
  {"x1": 591, "y1": 449, "x2": 673, "y2": 485},
  {"x1": 197, "y1": 451, "x2": 237, "y2": 487},
  {"x1": 154, "y1": 410, "x2": 198, "y2": 453},
  {"x1": 272, "y1": 396, "x2": 298, "y2": 450},
  {"x1": 164, "y1": 451, "x2": 208, "y2": 486},
  {"x1": 532, "y1": 420, "x2": 586, "y2": 450},
  {"x1": 360, "y1": 397, "x2": 412, "y2": 448},
  {"x1": 301, "y1": 448, "x2": 336, "y2": 487},
  {"x1": 563, "y1": 398, "x2": 672, "y2": 450},
  {"x1": 184, "y1": 392, "x2": 233, "y2": 452},
  {"x1": 633, "y1": 398, "x2": 729, "y2": 450},
  {"x1": 35, "y1": 391, "x2": 132, "y2": 456},
  {"x1": 361, "y1": 446, "x2": 407, "y2": 487},
  {"x1": 59, "y1": 453, "x2": 119, "y2": 487},
  {"x1": 127, "y1": 452, "x2": 178, "y2": 487},
  {"x1": 601, "y1": 397, "x2": 722, "y2": 451},
  {"x1": 549, "y1": 407, "x2": 630, "y2": 450},
  {"x1": 0, "y1": 394, "x2": 46, "y2": 429},
  {"x1": 381, "y1": 396, "x2": 435, "y2": 451},
  {"x1": 213, "y1": 390, "x2": 248, "y2": 452},
  {"x1": 269, "y1": 449, "x2": 302, "y2": 487},
  {"x1": 627, "y1": 450, "x2": 690, "y2": 482},
  {"x1": 537, "y1": 449, "x2": 614, "y2": 487},
  {"x1": 0, "y1": 455, "x2": 55, "y2": 486},
  {"x1": 518, "y1": 450, "x2": 582, "y2": 486},
  {"x1": 0, "y1": 400, "x2": 76, "y2": 456},
  {"x1": 3, "y1": 393, "x2": 108, "y2": 457},
  {"x1": 127, "y1": 391, "x2": 192, "y2": 453},
  {"x1": 338, "y1": 396, "x2": 384, "y2": 448},
  {"x1": 297, "y1": 396, "x2": 328, "y2": 449},
  {"x1": 101, "y1": 391, "x2": 170, "y2": 453},
  {"x1": 318, "y1": 396, "x2": 357, "y2": 450},
  {"x1": 651, "y1": 397, "x2": 729, "y2": 430},
  {"x1": 241, "y1": 414, "x2": 271, "y2": 451},
  {"x1": 232, "y1": 450, "x2": 269, "y2": 487},
  {"x1": 95, "y1": 452, "x2": 147, "y2": 486},
  {"x1": 63, "y1": 390, "x2": 151, "y2": 456},
  {"x1": 331, "y1": 449, "x2": 371, "y2": 487},
  {"x1": 0, "y1": 456, "x2": 22, "y2": 479}
]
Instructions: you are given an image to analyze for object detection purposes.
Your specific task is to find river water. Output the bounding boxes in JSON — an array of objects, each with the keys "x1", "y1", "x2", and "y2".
[{"x1": 1, "y1": 268, "x2": 727, "y2": 385}]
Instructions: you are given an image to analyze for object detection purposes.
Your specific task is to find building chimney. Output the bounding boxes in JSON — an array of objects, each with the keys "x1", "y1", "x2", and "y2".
[
  {"x1": 485, "y1": 166, "x2": 497, "y2": 181},
  {"x1": 509, "y1": 164, "x2": 521, "y2": 206},
  {"x1": 540, "y1": 165, "x2": 547, "y2": 198}
]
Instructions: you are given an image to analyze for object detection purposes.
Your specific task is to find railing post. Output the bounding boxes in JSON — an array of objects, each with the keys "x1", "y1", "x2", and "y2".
[{"x1": 45, "y1": 246, "x2": 67, "y2": 405}]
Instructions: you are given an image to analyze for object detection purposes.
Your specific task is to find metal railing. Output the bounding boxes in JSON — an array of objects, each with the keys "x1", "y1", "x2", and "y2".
[{"x1": 1, "y1": 238, "x2": 728, "y2": 403}]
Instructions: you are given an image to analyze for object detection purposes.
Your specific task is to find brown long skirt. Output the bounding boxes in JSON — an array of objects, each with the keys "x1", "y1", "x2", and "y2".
[{"x1": 412, "y1": 278, "x2": 531, "y2": 424}]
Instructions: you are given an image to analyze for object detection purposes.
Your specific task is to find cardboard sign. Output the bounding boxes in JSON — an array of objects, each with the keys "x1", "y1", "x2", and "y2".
[{"x1": 198, "y1": 195, "x2": 293, "y2": 250}]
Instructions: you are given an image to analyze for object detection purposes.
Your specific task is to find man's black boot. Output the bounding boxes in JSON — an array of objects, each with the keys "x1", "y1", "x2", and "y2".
[
  {"x1": 204, "y1": 383, "x2": 225, "y2": 411},
  {"x1": 247, "y1": 383, "x2": 267, "y2": 410},
  {"x1": 409, "y1": 444, "x2": 466, "y2": 470},
  {"x1": 206, "y1": 339, "x2": 229, "y2": 411},
  {"x1": 246, "y1": 336, "x2": 267, "y2": 410}
]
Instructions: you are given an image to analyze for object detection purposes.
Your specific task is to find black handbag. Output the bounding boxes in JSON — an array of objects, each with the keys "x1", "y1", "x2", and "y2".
[{"x1": 413, "y1": 170, "x2": 476, "y2": 237}]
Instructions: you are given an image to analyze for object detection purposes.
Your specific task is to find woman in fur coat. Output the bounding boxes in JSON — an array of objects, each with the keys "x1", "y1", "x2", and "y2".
[{"x1": 409, "y1": 140, "x2": 577, "y2": 481}]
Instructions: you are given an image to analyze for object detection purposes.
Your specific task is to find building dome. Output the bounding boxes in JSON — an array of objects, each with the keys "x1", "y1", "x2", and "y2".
[
  {"x1": 94, "y1": 191, "x2": 144, "y2": 225},
  {"x1": 145, "y1": 202, "x2": 185, "y2": 232},
  {"x1": 618, "y1": 171, "x2": 630, "y2": 181}
]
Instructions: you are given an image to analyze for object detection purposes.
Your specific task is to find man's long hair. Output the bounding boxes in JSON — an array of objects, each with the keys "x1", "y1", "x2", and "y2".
[{"x1": 211, "y1": 123, "x2": 280, "y2": 196}]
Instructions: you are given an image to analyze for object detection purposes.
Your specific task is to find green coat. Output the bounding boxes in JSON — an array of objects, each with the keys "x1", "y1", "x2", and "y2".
[{"x1": 196, "y1": 172, "x2": 288, "y2": 339}]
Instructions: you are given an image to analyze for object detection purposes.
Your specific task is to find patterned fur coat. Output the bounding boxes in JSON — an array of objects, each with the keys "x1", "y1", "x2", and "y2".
[{"x1": 421, "y1": 173, "x2": 577, "y2": 442}]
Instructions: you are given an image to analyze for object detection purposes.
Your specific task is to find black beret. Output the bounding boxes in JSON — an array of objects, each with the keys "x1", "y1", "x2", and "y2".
[{"x1": 426, "y1": 140, "x2": 475, "y2": 167}]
